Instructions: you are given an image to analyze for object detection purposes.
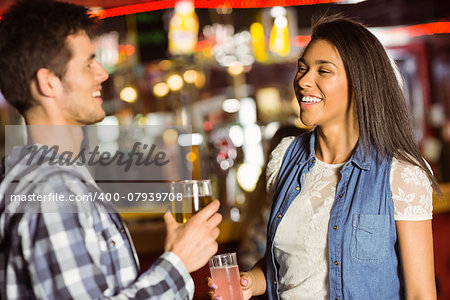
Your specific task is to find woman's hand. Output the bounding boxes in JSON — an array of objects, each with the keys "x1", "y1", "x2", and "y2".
[
  {"x1": 240, "y1": 272, "x2": 256, "y2": 299},
  {"x1": 206, "y1": 271, "x2": 255, "y2": 300}
]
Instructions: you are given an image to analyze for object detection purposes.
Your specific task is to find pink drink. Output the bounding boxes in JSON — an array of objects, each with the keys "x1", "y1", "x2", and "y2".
[{"x1": 210, "y1": 265, "x2": 244, "y2": 300}]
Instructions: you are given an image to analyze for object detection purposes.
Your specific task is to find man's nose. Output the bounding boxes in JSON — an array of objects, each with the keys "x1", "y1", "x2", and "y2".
[{"x1": 95, "y1": 61, "x2": 109, "y2": 83}]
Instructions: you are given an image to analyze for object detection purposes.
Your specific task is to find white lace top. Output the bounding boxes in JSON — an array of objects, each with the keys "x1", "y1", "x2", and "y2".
[{"x1": 267, "y1": 137, "x2": 433, "y2": 300}]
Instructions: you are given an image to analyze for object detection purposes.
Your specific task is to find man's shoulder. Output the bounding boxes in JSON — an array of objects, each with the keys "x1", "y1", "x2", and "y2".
[
  {"x1": 1, "y1": 146, "x2": 102, "y2": 215},
  {"x1": 5, "y1": 144, "x2": 93, "y2": 185}
]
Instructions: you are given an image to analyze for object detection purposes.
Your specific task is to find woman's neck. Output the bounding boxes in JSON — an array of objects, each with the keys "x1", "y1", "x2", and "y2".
[{"x1": 315, "y1": 124, "x2": 359, "y2": 164}]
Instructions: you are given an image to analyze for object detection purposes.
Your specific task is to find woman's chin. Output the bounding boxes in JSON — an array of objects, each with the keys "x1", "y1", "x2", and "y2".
[{"x1": 299, "y1": 116, "x2": 317, "y2": 128}]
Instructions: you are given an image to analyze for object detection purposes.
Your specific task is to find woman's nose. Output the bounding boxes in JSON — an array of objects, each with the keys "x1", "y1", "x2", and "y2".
[{"x1": 297, "y1": 71, "x2": 313, "y2": 89}]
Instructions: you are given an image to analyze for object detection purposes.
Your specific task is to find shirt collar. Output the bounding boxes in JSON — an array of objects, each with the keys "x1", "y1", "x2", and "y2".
[{"x1": 299, "y1": 129, "x2": 371, "y2": 171}]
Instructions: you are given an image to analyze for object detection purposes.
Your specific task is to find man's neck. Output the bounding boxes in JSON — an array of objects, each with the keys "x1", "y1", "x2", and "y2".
[{"x1": 24, "y1": 106, "x2": 84, "y2": 155}]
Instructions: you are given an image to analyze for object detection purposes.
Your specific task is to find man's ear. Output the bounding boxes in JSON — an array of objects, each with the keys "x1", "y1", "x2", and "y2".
[{"x1": 32, "y1": 68, "x2": 60, "y2": 98}]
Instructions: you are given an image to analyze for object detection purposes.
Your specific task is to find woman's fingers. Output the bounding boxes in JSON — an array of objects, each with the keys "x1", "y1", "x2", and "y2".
[
  {"x1": 240, "y1": 272, "x2": 252, "y2": 290},
  {"x1": 206, "y1": 276, "x2": 217, "y2": 289},
  {"x1": 206, "y1": 277, "x2": 221, "y2": 300}
]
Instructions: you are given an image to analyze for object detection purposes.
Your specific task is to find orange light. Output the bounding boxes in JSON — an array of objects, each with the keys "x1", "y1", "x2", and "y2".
[
  {"x1": 89, "y1": 9, "x2": 107, "y2": 19},
  {"x1": 119, "y1": 44, "x2": 135, "y2": 56},
  {"x1": 195, "y1": 39, "x2": 213, "y2": 52},
  {"x1": 124, "y1": 44, "x2": 135, "y2": 56}
]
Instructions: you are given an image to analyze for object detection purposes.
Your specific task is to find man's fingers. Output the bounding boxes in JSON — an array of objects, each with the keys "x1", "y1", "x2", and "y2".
[
  {"x1": 207, "y1": 212, "x2": 222, "y2": 229},
  {"x1": 192, "y1": 199, "x2": 220, "y2": 221},
  {"x1": 211, "y1": 227, "x2": 220, "y2": 240},
  {"x1": 163, "y1": 210, "x2": 177, "y2": 229}
]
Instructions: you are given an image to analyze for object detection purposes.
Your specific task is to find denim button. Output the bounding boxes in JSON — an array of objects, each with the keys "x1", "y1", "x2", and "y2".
[
  {"x1": 333, "y1": 225, "x2": 338, "y2": 230},
  {"x1": 120, "y1": 228, "x2": 125, "y2": 233},
  {"x1": 295, "y1": 186, "x2": 300, "y2": 191},
  {"x1": 273, "y1": 280, "x2": 277, "y2": 285},
  {"x1": 334, "y1": 260, "x2": 339, "y2": 265},
  {"x1": 312, "y1": 158, "x2": 316, "y2": 163},
  {"x1": 339, "y1": 193, "x2": 344, "y2": 198},
  {"x1": 277, "y1": 214, "x2": 282, "y2": 219}
]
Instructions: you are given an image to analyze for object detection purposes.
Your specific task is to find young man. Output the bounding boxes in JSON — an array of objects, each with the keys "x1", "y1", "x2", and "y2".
[{"x1": 0, "y1": 0, "x2": 221, "y2": 299}]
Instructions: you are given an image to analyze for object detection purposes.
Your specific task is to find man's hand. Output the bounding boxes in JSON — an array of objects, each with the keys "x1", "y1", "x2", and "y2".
[{"x1": 164, "y1": 200, "x2": 222, "y2": 273}]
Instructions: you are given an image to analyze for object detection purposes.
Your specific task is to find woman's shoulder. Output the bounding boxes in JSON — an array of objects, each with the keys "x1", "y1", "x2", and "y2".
[
  {"x1": 267, "y1": 136, "x2": 296, "y2": 170},
  {"x1": 390, "y1": 156, "x2": 433, "y2": 221},
  {"x1": 391, "y1": 155, "x2": 433, "y2": 185},
  {"x1": 266, "y1": 136, "x2": 296, "y2": 195}
]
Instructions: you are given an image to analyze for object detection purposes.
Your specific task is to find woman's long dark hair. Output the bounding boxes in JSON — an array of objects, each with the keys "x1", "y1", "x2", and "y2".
[{"x1": 307, "y1": 15, "x2": 440, "y2": 193}]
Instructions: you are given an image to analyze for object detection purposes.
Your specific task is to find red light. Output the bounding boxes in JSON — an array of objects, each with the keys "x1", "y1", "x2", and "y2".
[
  {"x1": 217, "y1": 151, "x2": 227, "y2": 160},
  {"x1": 293, "y1": 22, "x2": 450, "y2": 49},
  {"x1": 203, "y1": 121, "x2": 213, "y2": 131},
  {"x1": 383, "y1": 22, "x2": 450, "y2": 38},
  {"x1": 193, "y1": 0, "x2": 345, "y2": 8},
  {"x1": 103, "y1": 1, "x2": 175, "y2": 18},
  {"x1": 295, "y1": 35, "x2": 312, "y2": 47},
  {"x1": 100, "y1": 0, "x2": 344, "y2": 18}
]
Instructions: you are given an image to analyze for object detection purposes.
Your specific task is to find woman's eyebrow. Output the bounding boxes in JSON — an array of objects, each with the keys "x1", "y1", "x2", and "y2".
[
  {"x1": 315, "y1": 59, "x2": 337, "y2": 67},
  {"x1": 298, "y1": 57, "x2": 307, "y2": 65},
  {"x1": 298, "y1": 58, "x2": 336, "y2": 68}
]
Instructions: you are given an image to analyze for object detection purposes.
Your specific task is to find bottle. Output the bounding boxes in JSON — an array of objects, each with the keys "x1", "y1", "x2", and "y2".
[{"x1": 168, "y1": 1, "x2": 199, "y2": 56}]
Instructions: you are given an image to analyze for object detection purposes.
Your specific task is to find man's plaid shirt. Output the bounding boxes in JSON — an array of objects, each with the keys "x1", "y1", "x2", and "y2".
[{"x1": 0, "y1": 146, "x2": 194, "y2": 299}]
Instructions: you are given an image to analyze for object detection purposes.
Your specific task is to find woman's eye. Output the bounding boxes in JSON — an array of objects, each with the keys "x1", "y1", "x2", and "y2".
[
  {"x1": 318, "y1": 69, "x2": 330, "y2": 74},
  {"x1": 298, "y1": 66, "x2": 307, "y2": 72}
]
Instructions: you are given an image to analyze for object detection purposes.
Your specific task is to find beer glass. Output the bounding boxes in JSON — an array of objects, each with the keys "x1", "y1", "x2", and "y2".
[
  {"x1": 209, "y1": 252, "x2": 244, "y2": 300},
  {"x1": 170, "y1": 179, "x2": 212, "y2": 223}
]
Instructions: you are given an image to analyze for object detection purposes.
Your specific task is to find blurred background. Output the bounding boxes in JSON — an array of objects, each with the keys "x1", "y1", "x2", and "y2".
[{"x1": 0, "y1": 0, "x2": 449, "y2": 299}]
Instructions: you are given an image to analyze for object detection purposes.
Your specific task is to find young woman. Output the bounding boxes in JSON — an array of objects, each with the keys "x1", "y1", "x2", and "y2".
[{"x1": 209, "y1": 15, "x2": 438, "y2": 300}]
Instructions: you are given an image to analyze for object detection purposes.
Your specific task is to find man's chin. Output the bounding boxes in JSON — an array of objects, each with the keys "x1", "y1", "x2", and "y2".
[
  {"x1": 97, "y1": 113, "x2": 106, "y2": 123},
  {"x1": 92, "y1": 109, "x2": 106, "y2": 124}
]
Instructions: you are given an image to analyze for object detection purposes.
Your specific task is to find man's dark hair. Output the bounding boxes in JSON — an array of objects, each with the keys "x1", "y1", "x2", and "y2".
[
  {"x1": 295, "y1": 15, "x2": 440, "y2": 193},
  {"x1": 0, "y1": 0, "x2": 98, "y2": 115}
]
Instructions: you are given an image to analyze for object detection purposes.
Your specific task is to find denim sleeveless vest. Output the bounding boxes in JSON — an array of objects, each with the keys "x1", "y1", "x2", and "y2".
[{"x1": 265, "y1": 131, "x2": 403, "y2": 300}]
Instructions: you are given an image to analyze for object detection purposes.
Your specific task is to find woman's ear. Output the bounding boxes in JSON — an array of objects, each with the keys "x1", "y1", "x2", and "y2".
[{"x1": 32, "y1": 68, "x2": 60, "y2": 98}]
